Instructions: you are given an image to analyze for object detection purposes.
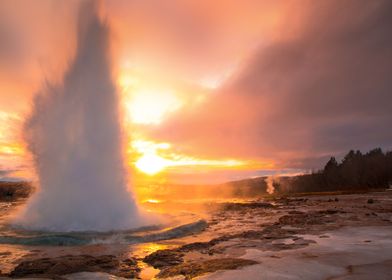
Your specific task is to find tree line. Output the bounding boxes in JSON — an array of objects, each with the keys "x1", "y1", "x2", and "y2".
[{"x1": 286, "y1": 148, "x2": 392, "y2": 193}]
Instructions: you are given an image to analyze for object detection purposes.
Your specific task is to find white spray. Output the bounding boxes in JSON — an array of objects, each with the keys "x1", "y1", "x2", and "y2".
[{"x1": 15, "y1": 2, "x2": 147, "y2": 232}]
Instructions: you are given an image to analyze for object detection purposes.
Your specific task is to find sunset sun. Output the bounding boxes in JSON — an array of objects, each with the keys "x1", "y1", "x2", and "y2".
[{"x1": 135, "y1": 153, "x2": 168, "y2": 175}]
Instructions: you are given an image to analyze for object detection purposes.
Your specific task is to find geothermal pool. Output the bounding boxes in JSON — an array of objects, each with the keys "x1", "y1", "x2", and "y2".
[
  {"x1": 0, "y1": 200, "x2": 207, "y2": 246},
  {"x1": 0, "y1": 198, "x2": 209, "y2": 278}
]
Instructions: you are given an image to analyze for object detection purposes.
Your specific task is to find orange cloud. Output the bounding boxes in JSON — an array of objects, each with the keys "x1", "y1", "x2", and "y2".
[{"x1": 1, "y1": 0, "x2": 391, "y2": 184}]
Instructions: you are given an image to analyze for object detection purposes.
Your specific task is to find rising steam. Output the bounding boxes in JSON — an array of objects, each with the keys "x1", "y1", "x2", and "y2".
[
  {"x1": 265, "y1": 175, "x2": 278, "y2": 195},
  {"x1": 15, "y1": 3, "x2": 147, "y2": 232}
]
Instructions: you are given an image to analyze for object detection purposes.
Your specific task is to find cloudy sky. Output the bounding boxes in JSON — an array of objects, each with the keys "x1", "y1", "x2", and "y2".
[{"x1": 0, "y1": 0, "x2": 391, "y2": 183}]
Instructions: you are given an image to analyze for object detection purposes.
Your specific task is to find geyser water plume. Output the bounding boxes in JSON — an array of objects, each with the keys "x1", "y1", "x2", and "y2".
[{"x1": 15, "y1": 2, "x2": 148, "y2": 232}]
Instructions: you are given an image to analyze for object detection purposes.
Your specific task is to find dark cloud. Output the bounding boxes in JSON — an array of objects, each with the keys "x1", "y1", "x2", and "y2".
[{"x1": 151, "y1": 0, "x2": 392, "y2": 169}]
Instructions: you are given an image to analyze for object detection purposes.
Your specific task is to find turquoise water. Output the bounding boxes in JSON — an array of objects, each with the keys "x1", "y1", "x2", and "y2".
[
  {"x1": 0, "y1": 201, "x2": 207, "y2": 246},
  {"x1": 0, "y1": 219, "x2": 207, "y2": 246}
]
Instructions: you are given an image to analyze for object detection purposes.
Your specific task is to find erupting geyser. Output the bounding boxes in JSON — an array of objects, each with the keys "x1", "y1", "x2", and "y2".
[{"x1": 15, "y1": 3, "x2": 147, "y2": 232}]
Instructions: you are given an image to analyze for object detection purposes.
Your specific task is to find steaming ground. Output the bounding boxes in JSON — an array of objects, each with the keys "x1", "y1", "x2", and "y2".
[
  {"x1": 0, "y1": 191, "x2": 392, "y2": 279},
  {"x1": 14, "y1": 2, "x2": 153, "y2": 232}
]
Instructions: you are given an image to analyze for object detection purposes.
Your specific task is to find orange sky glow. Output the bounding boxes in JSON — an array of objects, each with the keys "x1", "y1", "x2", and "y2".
[
  {"x1": 0, "y1": 0, "x2": 290, "y2": 184},
  {"x1": 2, "y1": 0, "x2": 390, "y2": 184}
]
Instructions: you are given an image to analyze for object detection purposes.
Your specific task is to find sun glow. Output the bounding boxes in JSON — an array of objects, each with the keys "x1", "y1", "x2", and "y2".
[
  {"x1": 131, "y1": 139, "x2": 245, "y2": 175},
  {"x1": 119, "y1": 73, "x2": 183, "y2": 125},
  {"x1": 119, "y1": 73, "x2": 251, "y2": 176},
  {"x1": 0, "y1": 144, "x2": 24, "y2": 155},
  {"x1": 132, "y1": 140, "x2": 170, "y2": 175},
  {"x1": 143, "y1": 199, "x2": 161, "y2": 204},
  {"x1": 135, "y1": 153, "x2": 169, "y2": 175}
]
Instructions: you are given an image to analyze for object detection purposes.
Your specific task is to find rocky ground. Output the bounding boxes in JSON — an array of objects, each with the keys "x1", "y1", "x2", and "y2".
[{"x1": 1, "y1": 191, "x2": 392, "y2": 279}]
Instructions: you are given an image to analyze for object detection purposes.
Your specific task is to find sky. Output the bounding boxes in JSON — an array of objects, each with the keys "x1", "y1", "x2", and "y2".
[{"x1": 0, "y1": 0, "x2": 391, "y2": 184}]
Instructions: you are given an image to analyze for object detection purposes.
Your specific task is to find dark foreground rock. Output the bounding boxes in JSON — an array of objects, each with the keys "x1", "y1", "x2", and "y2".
[
  {"x1": 143, "y1": 249, "x2": 184, "y2": 268},
  {"x1": 10, "y1": 255, "x2": 140, "y2": 279},
  {"x1": 157, "y1": 258, "x2": 258, "y2": 279}
]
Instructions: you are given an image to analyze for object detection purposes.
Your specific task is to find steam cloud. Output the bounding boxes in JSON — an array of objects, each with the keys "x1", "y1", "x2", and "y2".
[{"x1": 14, "y1": 2, "x2": 146, "y2": 232}]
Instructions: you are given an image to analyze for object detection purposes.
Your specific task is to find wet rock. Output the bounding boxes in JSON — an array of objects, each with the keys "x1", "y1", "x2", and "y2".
[
  {"x1": 273, "y1": 197, "x2": 309, "y2": 206},
  {"x1": 288, "y1": 210, "x2": 304, "y2": 215},
  {"x1": 223, "y1": 202, "x2": 274, "y2": 211},
  {"x1": 279, "y1": 208, "x2": 345, "y2": 227},
  {"x1": 143, "y1": 249, "x2": 184, "y2": 268},
  {"x1": 289, "y1": 198, "x2": 308, "y2": 204},
  {"x1": 318, "y1": 209, "x2": 345, "y2": 215},
  {"x1": 157, "y1": 258, "x2": 258, "y2": 279},
  {"x1": 65, "y1": 271, "x2": 127, "y2": 279},
  {"x1": 122, "y1": 258, "x2": 137, "y2": 266},
  {"x1": 229, "y1": 230, "x2": 263, "y2": 240},
  {"x1": 348, "y1": 215, "x2": 360, "y2": 221},
  {"x1": 179, "y1": 242, "x2": 212, "y2": 252},
  {"x1": 10, "y1": 255, "x2": 140, "y2": 279},
  {"x1": 278, "y1": 213, "x2": 323, "y2": 226},
  {"x1": 143, "y1": 237, "x2": 233, "y2": 267},
  {"x1": 269, "y1": 255, "x2": 281, "y2": 258}
]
